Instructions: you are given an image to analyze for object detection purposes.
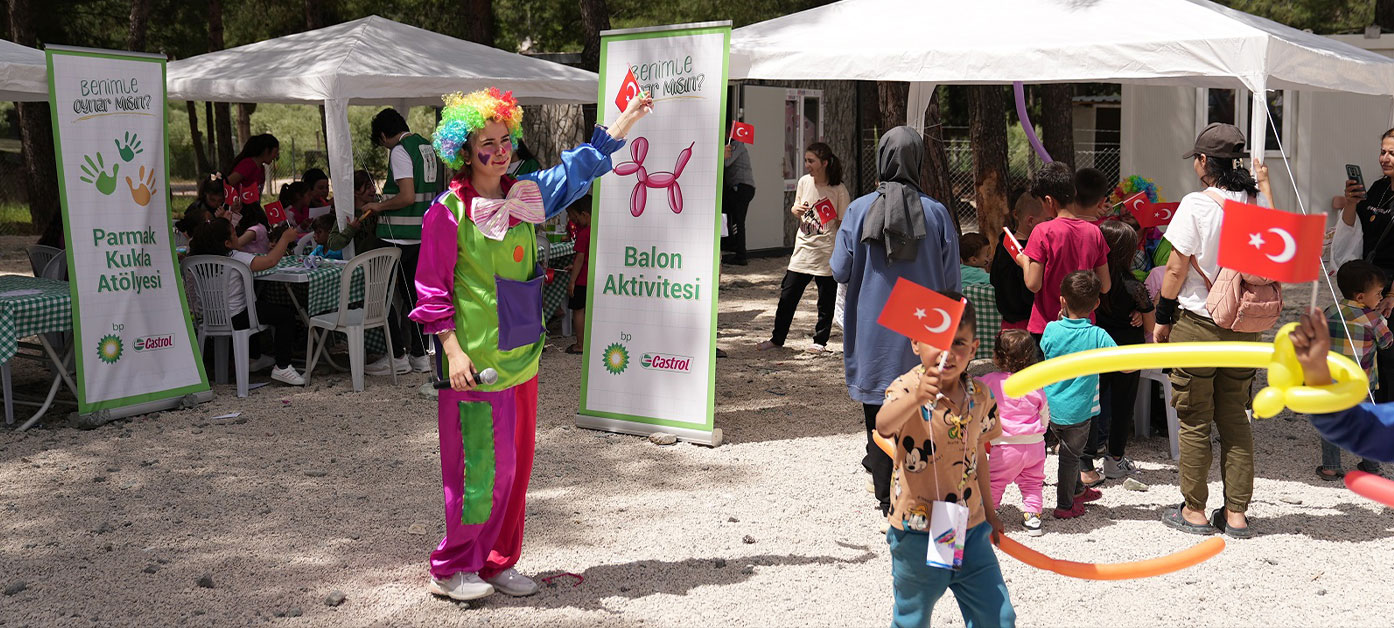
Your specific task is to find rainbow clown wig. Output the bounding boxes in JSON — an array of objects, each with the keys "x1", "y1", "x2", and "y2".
[{"x1": 432, "y1": 88, "x2": 525, "y2": 170}]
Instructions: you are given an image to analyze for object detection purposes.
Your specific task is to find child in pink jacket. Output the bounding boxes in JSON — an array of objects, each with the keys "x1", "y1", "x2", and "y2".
[{"x1": 980, "y1": 329, "x2": 1049, "y2": 536}]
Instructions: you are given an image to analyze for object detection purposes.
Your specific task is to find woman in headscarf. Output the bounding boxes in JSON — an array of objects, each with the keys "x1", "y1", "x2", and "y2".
[
  {"x1": 410, "y1": 87, "x2": 653, "y2": 601},
  {"x1": 830, "y1": 125, "x2": 961, "y2": 519}
]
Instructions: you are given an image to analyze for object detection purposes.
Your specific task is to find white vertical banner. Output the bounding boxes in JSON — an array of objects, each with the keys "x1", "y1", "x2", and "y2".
[
  {"x1": 47, "y1": 46, "x2": 208, "y2": 414},
  {"x1": 578, "y1": 23, "x2": 730, "y2": 446}
]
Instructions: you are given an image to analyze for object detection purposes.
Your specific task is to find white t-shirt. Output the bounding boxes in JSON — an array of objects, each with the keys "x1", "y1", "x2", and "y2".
[
  {"x1": 787, "y1": 175, "x2": 851, "y2": 276},
  {"x1": 225, "y1": 251, "x2": 257, "y2": 315},
  {"x1": 1165, "y1": 187, "x2": 1269, "y2": 317},
  {"x1": 383, "y1": 143, "x2": 421, "y2": 246}
]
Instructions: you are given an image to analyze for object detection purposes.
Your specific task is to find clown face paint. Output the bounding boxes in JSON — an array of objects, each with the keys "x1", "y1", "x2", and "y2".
[{"x1": 469, "y1": 120, "x2": 514, "y2": 181}]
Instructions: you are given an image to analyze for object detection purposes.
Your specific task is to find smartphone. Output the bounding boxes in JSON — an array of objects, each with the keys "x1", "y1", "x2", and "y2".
[{"x1": 1347, "y1": 164, "x2": 1364, "y2": 189}]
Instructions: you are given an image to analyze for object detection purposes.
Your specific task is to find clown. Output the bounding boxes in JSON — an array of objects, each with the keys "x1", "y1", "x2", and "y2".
[{"x1": 410, "y1": 87, "x2": 653, "y2": 601}]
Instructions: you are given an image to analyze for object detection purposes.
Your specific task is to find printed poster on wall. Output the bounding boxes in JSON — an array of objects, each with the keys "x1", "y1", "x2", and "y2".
[
  {"x1": 47, "y1": 46, "x2": 208, "y2": 413},
  {"x1": 577, "y1": 23, "x2": 730, "y2": 446}
]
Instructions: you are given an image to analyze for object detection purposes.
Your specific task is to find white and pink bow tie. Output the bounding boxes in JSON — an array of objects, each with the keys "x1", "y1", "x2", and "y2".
[{"x1": 469, "y1": 179, "x2": 545, "y2": 241}]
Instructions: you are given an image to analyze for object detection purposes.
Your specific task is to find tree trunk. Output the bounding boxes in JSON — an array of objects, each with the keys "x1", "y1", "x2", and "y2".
[
  {"x1": 460, "y1": 0, "x2": 495, "y2": 46},
  {"x1": 1040, "y1": 83, "x2": 1075, "y2": 169},
  {"x1": 1378, "y1": 0, "x2": 1394, "y2": 32},
  {"x1": 969, "y1": 86, "x2": 1009, "y2": 246},
  {"x1": 304, "y1": 0, "x2": 323, "y2": 29},
  {"x1": 579, "y1": 0, "x2": 610, "y2": 72},
  {"x1": 876, "y1": 81, "x2": 908, "y2": 139},
  {"x1": 236, "y1": 103, "x2": 255, "y2": 146},
  {"x1": 920, "y1": 87, "x2": 954, "y2": 231},
  {"x1": 214, "y1": 104, "x2": 235, "y2": 172},
  {"x1": 127, "y1": 0, "x2": 152, "y2": 51},
  {"x1": 187, "y1": 101, "x2": 210, "y2": 176},
  {"x1": 204, "y1": 101, "x2": 216, "y2": 167},
  {"x1": 9, "y1": 0, "x2": 60, "y2": 242}
]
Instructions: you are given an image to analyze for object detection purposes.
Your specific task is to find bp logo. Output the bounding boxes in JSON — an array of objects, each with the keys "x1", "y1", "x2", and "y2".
[
  {"x1": 96, "y1": 334, "x2": 123, "y2": 364},
  {"x1": 602, "y1": 342, "x2": 629, "y2": 375}
]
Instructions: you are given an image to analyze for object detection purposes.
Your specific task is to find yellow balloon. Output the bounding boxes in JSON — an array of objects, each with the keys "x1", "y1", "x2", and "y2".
[{"x1": 1002, "y1": 326, "x2": 1366, "y2": 419}]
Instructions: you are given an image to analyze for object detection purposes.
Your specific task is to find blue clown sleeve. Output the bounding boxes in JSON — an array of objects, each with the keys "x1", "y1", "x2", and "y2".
[
  {"x1": 520, "y1": 126, "x2": 627, "y2": 219},
  {"x1": 1312, "y1": 403, "x2": 1394, "y2": 463}
]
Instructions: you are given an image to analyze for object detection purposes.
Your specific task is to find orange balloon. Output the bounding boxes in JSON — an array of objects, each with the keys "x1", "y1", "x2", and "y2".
[
  {"x1": 993, "y1": 534, "x2": 1225, "y2": 580},
  {"x1": 873, "y1": 430, "x2": 896, "y2": 459},
  {"x1": 1345, "y1": 470, "x2": 1394, "y2": 507}
]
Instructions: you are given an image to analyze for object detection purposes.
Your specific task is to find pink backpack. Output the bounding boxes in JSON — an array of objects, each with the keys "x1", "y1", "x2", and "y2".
[{"x1": 1187, "y1": 190, "x2": 1284, "y2": 333}]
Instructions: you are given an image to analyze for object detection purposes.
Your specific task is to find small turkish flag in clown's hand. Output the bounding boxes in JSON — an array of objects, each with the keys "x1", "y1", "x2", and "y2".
[
  {"x1": 1217, "y1": 199, "x2": 1325, "y2": 283},
  {"x1": 877, "y1": 278, "x2": 966, "y2": 351},
  {"x1": 730, "y1": 121, "x2": 755, "y2": 144},
  {"x1": 615, "y1": 67, "x2": 642, "y2": 113}
]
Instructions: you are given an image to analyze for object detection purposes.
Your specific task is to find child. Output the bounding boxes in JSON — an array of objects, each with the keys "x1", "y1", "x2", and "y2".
[
  {"x1": 565, "y1": 196, "x2": 592, "y2": 355},
  {"x1": 1292, "y1": 307, "x2": 1394, "y2": 463},
  {"x1": 1016, "y1": 162, "x2": 1111, "y2": 342},
  {"x1": 1316, "y1": 260, "x2": 1391, "y2": 479},
  {"x1": 959, "y1": 231, "x2": 991, "y2": 284},
  {"x1": 980, "y1": 330, "x2": 1048, "y2": 536},
  {"x1": 875, "y1": 294, "x2": 1014, "y2": 626},
  {"x1": 1073, "y1": 167, "x2": 1113, "y2": 221},
  {"x1": 189, "y1": 217, "x2": 305, "y2": 386},
  {"x1": 1082, "y1": 220, "x2": 1154, "y2": 484},
  {"x1": 325, "y1": 170, "x2": 382, "y2": 255},
  {"x1": 991, "y1": 188, "x2": 1045, "y2": 331},
  {"x1": 177, "y1": 177, "x2": 231, "y2": 239},
  {"x1": 234, "y1": 203, "x2": 272, "y2": 255},
  {"x1": 302, "y1": 167, "x2": 331, "y2": 210},
  {"x1": 1040, "y1": 271, "x2": 1117, "y2": 518},
  {"x1": 279, "y1": 181, "x2": 313, "y2": 231},
  {"x1": 308, "y1": 214, "x2": 344, "y2": 260}
]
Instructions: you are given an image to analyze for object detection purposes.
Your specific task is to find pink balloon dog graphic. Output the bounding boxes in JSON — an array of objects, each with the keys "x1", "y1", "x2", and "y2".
[{"x1": 612, "y1": 137, "x2": 694, "y2": 217}]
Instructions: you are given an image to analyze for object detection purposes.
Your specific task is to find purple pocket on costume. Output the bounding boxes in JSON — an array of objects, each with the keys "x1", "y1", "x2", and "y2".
[{"x1": 495, "y1": 274, "x2": 544, "y2": 351}]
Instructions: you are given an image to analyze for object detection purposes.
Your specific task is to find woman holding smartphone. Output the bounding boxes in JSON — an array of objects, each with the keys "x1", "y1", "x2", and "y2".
[{"x1": 1336, "y1": 128, "x2": 1394, "y2": 400}]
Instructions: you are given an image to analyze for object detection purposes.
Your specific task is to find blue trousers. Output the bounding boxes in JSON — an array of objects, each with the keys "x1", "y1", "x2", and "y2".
[{"x1": 886, "y1": 522, "x2": 1015, "y2": 628}]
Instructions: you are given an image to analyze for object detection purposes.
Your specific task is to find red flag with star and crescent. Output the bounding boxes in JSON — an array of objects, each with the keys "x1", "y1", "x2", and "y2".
[
  {"x1": 1217, "y1": 199, "x2": 1325, "y2": 283},
  {"x1": 877, "y1": 278, "x2": 967, "y2": 350},
  {"x1": 1122, "y1": 192, "x2": 1179, "y2": 228},
  {"x1": 614, "y1": 67, "x2": 641, "y2": 113},
  {"x1": 729, "y1": 121, "x2": 755, "y2": 144}
]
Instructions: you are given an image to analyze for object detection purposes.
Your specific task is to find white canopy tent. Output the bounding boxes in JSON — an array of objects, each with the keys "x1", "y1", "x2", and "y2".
[
  {"x1": 167, "y1": 15, "x2": 599, "y2": 231},
  {"x1": 0, "y1": 39, "x2": 48, "y2": 101},
  {"x1": 730, "y1": 0, "x2": 1394, "y2": 161}
]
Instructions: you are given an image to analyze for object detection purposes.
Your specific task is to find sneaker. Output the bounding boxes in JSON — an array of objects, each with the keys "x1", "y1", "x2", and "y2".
[
  {"x1": 427, "y1": 572, "x2": 494, "y2": 601},
  {"x1": 248, "y1": 355, "x2": 276, "y2": 372},
  {"x1": 805, "y1": 343, "x2": 827, "y2": 354},
  {"x1": 1103, "y1": 455, "x2": 1138, "y2": 479},
  {"x1": 1052, "y1": 502, "x2": 1086, "y2": 519},
  {"x1": 1073, "y1": 487, "x2": 1103, "y2": 504},
  {"x1": 1023, "y1": 512, "x2": 1043, "y2": 536},
  {"x1": 408, "y1": 354, "x2": 432, "y2": 373},
  {"x1": 270, "y1": 365, "x2": 305, "y2": 386},
  {"x1": 484, "y1": 568, "x2": 538, "y2": 597},
  {"x1": 365, "y1": 354, "x2": 410, "y2": 376}
]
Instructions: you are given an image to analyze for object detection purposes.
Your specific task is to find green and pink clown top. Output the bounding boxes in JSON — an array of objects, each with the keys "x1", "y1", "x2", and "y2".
[{"x1": 410, "y1": 127, "x2": 624, "y2": 390}]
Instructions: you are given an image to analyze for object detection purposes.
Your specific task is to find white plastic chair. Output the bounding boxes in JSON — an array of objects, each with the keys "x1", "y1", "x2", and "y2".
[
  {"x1": 38, "y1": 254, "x2": 67, "y2": 281},
  {"x1": 304, "y1": 247, "x2": 400, "y2": 392},
  {"x1": 1133, "y1": 368, "x2": 1180, "y2": 460},
  {"x1": 26, "y1": 245, "x2": 61, "y2": 277},
  {"x1": 181, "y1": 255, "x2": 266, "y2": 397},
  {"x1": 294, "y1": 232, "x2": 317, "y2": 256}
]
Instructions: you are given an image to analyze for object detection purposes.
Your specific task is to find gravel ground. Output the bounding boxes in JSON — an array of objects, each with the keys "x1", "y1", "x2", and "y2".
[{"x1": 1, "y1": 255, "x2": 1392, "y2": 627}]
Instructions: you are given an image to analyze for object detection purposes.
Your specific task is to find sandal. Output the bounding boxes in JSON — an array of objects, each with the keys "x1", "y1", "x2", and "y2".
[
  {"x1": 1210, "y1": 508, "x2": 1255, "y2": 539},
  {"x1": 1080, "y1": 473, "x2": 1107, "y2": 489},
  {"x1": 1357, "y1": 460, "x2": 1382, "y2": 475},
  {"x1": 1162, "y1": 505, "x2": 1217, "y2": 536},
  {"x1": 1315, "y1": 466, "x2": 1344, "y2": 481},
  {"x1": 565, "y1": 345, "x2": 584, "y2": 355},
  {"x1": 756, "y1": 340, "x2": 780, "y2": 351}
]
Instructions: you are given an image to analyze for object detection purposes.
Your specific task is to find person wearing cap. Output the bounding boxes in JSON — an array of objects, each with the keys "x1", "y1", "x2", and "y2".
[{"x1": 1153, "y1": 123, "x2": 1273, "y2": 539}]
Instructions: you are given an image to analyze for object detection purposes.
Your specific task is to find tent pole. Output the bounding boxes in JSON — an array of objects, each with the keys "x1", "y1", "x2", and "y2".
[
  {"x1": 906, "y1": 82, "x2": 935, "y2": 132},
  {"x1": 1248, "y1": 76, "x2": 1268, "y2": 163},
  {"x1": 324, "y1": 97, "x2": 356, "y2": 257}
]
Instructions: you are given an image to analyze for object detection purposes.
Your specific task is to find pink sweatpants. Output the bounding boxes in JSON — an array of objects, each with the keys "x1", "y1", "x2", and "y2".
[
  {"x1": 988, "y1": 441, "x2": 1046, "y2": 514},
  {"x1": 429, "y1": 376, "x2": 538, "y2": 580}
]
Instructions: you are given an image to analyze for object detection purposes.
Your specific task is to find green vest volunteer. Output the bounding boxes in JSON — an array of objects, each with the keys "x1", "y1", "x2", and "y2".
[{"x1": 377, "y1": 132, "x2": 438, "y2": 242}]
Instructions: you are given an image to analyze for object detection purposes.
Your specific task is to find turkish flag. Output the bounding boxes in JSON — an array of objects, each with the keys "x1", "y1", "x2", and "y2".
[
  {"x1": 813, "y1": 198, "x2": 837, "y2": 225},
  {"x1": 1122, "y1": 192, "x2": 1178, "y2": 228},
  {"x1": 239, "y1": 183, "x2": 260, "y2": 205},
  {"x1": 729, "y1": 121, "x2": 755, "y2": 144},
  {"x1": 1217, "y1": 199, "x2": 1325, "y2": 283},
  {"x1": 877, "y1": 278, "x2": 966, "y2": 351},
  {"x1": 614, "y1": 68, "x2": 641, "y2": 113},
  {"x1": 263, "y1": 200, "x2": 288, "y2": 225},
  {"x1": 1001, "y1": 227, "x2": 1024, "y2": 259},
  {"x1": 223, "y1": 182, "x2": 236, "y2": 203}
]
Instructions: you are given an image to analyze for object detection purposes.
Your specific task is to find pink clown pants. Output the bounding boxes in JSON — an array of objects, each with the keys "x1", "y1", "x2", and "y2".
[
  {"x1": 988, "y1": 441, "x2": 1046, "y2": 514},
  {"x1": 429, "y1": 376, "x2": 538, "y2": 580}
]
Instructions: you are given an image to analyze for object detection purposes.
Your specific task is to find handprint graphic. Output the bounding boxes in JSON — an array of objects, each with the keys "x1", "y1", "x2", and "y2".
[
  {"x1": 126, "y1": 165, "x2": 157, "y2": 206},
  {"x1": 114, "y1": 132, "x2": 143, "y2": 162},
  {"x1": 79, "y1": 153, "x2": 119, "y2": 196}
]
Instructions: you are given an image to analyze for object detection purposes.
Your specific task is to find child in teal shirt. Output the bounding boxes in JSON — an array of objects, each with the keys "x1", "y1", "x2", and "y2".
[
  {"x1": 1040, "y1": 270, "x2": 1117, "y2": 519},
  {"x1": 959, "y1": 231, "x2": 991, "y2": 284}
]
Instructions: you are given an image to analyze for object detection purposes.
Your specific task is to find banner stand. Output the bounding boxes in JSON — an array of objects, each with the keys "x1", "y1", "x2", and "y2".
[
  {"x1": 576, "y1": 414, "x2": 724, "y2": 447},
  {"x1": 70, "y1": 390, "x2": 214, "y2": 430}
]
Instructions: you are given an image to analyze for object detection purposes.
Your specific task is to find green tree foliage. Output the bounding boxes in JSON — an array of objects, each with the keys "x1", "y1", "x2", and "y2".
[{"x1": 1214, "y1": 0, "x2": 1372, "y2": 34}]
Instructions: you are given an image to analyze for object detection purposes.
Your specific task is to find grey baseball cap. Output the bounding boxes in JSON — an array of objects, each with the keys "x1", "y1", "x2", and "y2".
[{"x1": 1182, "y1": 122, "x2": 1247, "y2": 159}]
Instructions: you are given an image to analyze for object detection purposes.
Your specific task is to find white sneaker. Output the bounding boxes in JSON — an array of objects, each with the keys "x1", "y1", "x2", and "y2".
[
  {"x1": 365, "y1": 354, "x2": 410, "y2": 376},
  {"x1": 1024, "y1": 512, "x2": 1044, "y2": 536},
  {"x1": 805, "y1": 343, "x2": 827, "y2": 354},
  {"x1": 270, "y1": 365, "x2": 305, "y2": 386},
  {"x1": 427, "y1": 572, "x2": 494, "y2": 601},
  {"x1": 484, "y1": 568, "x2": 538, "y2": 597},
  {"x1": 409, "y1": 354, "x2": 432, "y2": 373},
  {"x1": 1103, "y1": 455, "x2": 1138, "y2": 479},
  {"x1": 248, "y1": 355, "x2": 276, "y2": 372}
]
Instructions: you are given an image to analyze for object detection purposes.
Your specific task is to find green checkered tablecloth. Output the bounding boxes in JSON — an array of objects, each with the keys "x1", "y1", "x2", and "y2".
[
  {"x1": 254, "y1": 256, "x2": 383, "y2": 352},
  {"x1": 963, "y1": 282, "x2": 999, "y2": 360},
  {"x1": 0, "y1": 275, "x2": 72, "y2": 363}
]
